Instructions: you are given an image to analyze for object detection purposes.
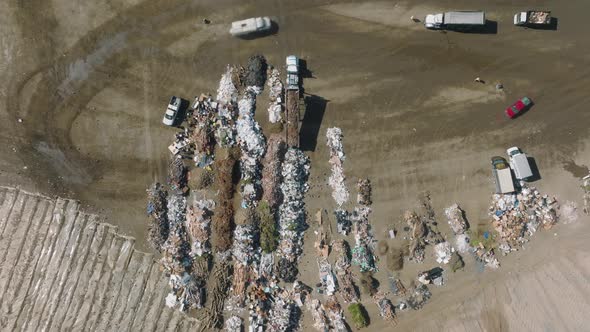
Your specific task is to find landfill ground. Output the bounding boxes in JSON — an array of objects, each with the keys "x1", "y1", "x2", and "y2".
[{"x1": 1, "y1": 0, "x2": 590, "y2": 330}]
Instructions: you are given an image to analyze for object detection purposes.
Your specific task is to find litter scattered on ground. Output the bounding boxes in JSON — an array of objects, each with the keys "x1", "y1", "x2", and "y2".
[
  {"x1": 266, "y1": 67, "x2": 284, "y2": 123},
  {"x1": 326, "y1": 127, "x2": 349, "y2": 206},
  {"x1": 167, "y1": 158, "x2": 189, "y2": 195},
  {"x1": 307, "y1": 299, "x2": 329, "y2": 332},
  {"x1": 374, "y1": 292, "x2": 396, "y2": 323},
  {"x1": 561, "y1": 201, "x2": 578, "y2": 224},
  {"x1": 454, "y1": 233, "x2": 471, "y2": 254},
  {"x1": 325, "y1": 298, "x2": 347, "y2": 332},
  {"x1": 277, "y1": 148, "x2": 310, "y2": 275},
  {"x1": 474, "y1": 245, "x2": 500, "y2": 269},
  {"x1": 489, "y1": 186, "x2": 560, "y2": 255},
  {"x1": 357, "y1": 178, "x2": 372, "y2": 206},
  {"x1": 444, "y1": 204, "x2": 468, "y2": 235},
  {"x1": 406, "y1": 284, "x2": 432, "y2": 310}
]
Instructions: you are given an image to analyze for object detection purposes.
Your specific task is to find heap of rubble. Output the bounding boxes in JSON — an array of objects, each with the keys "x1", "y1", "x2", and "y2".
[
  {"x1": 277, "y1": 148, "x2": 310, "y2": 274},
  {"x1": 242, "y1": 54, "x2": 267, "y2": 90},
  {"x1": 267, "y1": 290, "x2": 298, "y2": 332},
  {"x1": 146, "y1": 183, "x2": 169, "y2": 252},
  {"x1": 326, "y1": 127, "x2": 349, "y2": 206},
  {"x1": 351, "y1": 206, "x2": 378, "y2": 272},
  {"x1": 307, "y1": 299, "x2": 329, "y2": 332},
  {"x1": 261, "y1": 134, "x2": 285, "y2": 208},
  {"x1": 489, "y1": 186, "x2": 559, "y2": 255},
  {"x1": 406, "y1": 284, "x2": 432, "y2": 310},
  {"x1": 357, "y1": 178, "x2": 372, "y2": 206},
  {"x1": 266, "y1": 67, "x2": 284, "y2": 123},
  {"x1": 374, "y1": 293, "x2": 396, "y2": 323},
  {"x1": 237, "y1": 87, "x2": 267, "y2": 207},
  {"x1": 167, "y1": 158, "x2": 188, "y2": 195},
  {"x1": 215, "y1": 66, "x2": 238, "y2": 147},
  {"x1": 190, "y1": 95, "x2": 217, "y2": 168},
  {"x1": 332, "y1": 239, "x2": 359, "y2": 303},
  {"x1": 325, "y1": 298, "x2": 347, "y2": 332},
  {"x1": 334, "y1": 209, "x2": 351, "y2": 235},
  {"x1": 434, "y1": 242, "x2": 453, "y2": 264},
  {"x1": 318, "y1": 257, "x2": 338, "y2": 296},
  {"x1": 444, "y1": 204, "x2": 468, "y2": 235},
  {"x1": 224, "y1": 315, "x2": 243, "y2": 332},
  {"x1": 185, "y1": 199, "x2": 214, "y2": 257}
]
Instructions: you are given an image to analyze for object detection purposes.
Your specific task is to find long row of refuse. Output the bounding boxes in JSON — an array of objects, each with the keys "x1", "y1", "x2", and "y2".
[{"x1": 326, "y1": 127, "x2": 349, "y2": 207}]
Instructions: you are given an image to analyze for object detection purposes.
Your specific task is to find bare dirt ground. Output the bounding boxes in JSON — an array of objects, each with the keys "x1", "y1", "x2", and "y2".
[{"x1": 1, "y1": 0, "x2": 590, "y2": 330}]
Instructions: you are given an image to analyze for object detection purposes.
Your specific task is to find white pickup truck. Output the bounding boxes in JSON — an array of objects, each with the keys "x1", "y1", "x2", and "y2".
[
  {"x1": 507, "y1": 147, "x2": 533, "y2": 181},
  {"x1": 229, "y1": 17, "x2": 272, "y2": 37},
  {"x1": 163, "y1": 96, "x2": 181, "y2": 126}
]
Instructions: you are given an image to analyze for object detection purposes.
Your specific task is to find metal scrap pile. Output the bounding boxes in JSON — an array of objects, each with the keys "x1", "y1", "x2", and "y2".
[
  {"x1": 334, "y1": 209, "x2": 351, "y2": 236},
  {"x1": 307, "y1": 299, "x2": 329, "y2": 332},
  {"x1": 261, "y1": 134, "x2": 286, "y2": 208},
  {"x1": 332, "y1": 240, "x2": 359, "y2": 303},
  {"x1": 146, "y1": 183, "x2": 169, "y2": 252},
  {"x1": 215, "y1": 65, "x2": 238, "y2": 147},
  {"x1": 351, "y1": 207, "x2": 378, "y2": 272},
  {"x1": 237, "y1": 87, "x2": 267, "y2": 207},
  {"x1": 326, "y1": 127, "x2": 349, "y2": 207},
  {"x1": 277, "y1": 148, "x2": 310, "y2": 280},
  {"x1": 374, "y1": 293, "x2": 396, "y2": 323},
  {"x1": 224, "y1": 315, "x2": 243, "y2": 332},
  {"x1": 406, "y1": 284, "x2": 432, "y2": 310},
  {"x1": 241, "y1": 54, "x2": 268, "y2": 90},
  {"x1": 325, "y1": 298, "x2": 347, "y2": 332},
  {"x1": 357, "y1": 178, "x2": 372, "y2": 206},
  {"x1": 444, "y1": 204, "x2": 468, "y2": 235},
  {"x1": 489, "y1": 186, "x2": 559, "y2": 255},
  {"x1": 185, "y1": 199, "x2": 214, "y2": 257},
  {"x1": 167, "y1": 158, "x2": 188, "y2": 195},
  {"x1": 266, "y1": 67, "x2": 284, "y2": 123}
]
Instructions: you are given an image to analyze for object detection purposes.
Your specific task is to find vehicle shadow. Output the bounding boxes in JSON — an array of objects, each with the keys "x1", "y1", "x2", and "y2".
[
  {"x1": 299, "y1": 59, "x2": 314, "y2": 79},
  {"x1": 449, "y1": 19, "x2": 497, "y2": 34},
  {"x1": 175, "y1": 97, "x2": 190, "y2": 127},
  {"x1": 236, "y1": 21, "x2": 279, "y2": 40},
  {"x1": 527, "y1": 156, "x2": 542, "y2": 182},
  {"x1": 525, "y1": 17, "x2": 558, "y2": 31},
  {"x1": 299, "y1": 95, "x2": 328, "y2": 152}
]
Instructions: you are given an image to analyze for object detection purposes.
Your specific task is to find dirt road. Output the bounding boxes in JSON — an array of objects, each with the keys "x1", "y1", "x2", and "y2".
[{"x1": 1, "y1": 0, "x2": 589, "y2": 330}]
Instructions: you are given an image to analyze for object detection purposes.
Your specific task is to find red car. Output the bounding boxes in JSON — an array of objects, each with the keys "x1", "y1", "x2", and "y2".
[{"x1": 505, "y1": 97, "x2": 532, "y2": 118}]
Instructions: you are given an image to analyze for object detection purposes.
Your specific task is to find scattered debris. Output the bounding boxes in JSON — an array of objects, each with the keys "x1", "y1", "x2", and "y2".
[
  {"x1": 326, "y1": 127, "x2": 349, "y2": 206},
  {"x1": 146, "y1": 182, "x2": 169, "y2": 252},
  {"x1": 406, "y1": 284, "x2": 431, "y2": 310},
  {"x1": 334, "y1": 209, "x2": 351, "y2": 235},
  {"x1": 266, "y1": 67, "x2": 284, "y2": 123},
  {"x1": 434, "y1": 242, "x2": 453, "y2": 264},
  {"x1": 561, "y1": 201, "x2": 578, "y2": 224},
  {"x1": 444, "y1": 204, "x2": 468, "y2": 235},
  {"x1": 307, "y1": 299, "x2": 329, "y2": 332},
  {"x1": 374, "y1": 293, "x2": 396, "y2": 324},
  {"x1": 454, "y1": 233, "x2": 471, "y2": 254},
  {"x1": 185, "y1": 199, "x2": 214, "y2": 257},
  {"x1": 317, "y1": 258, "x2": 338, "y2": 295},
  {"x1": 224, "y1": 315, "x2": 242, "y2": 332},
  {"x1": 357, "y1": 178, "x2": 372, "y2": 206},
  {"x1": 325, "y1": 298, "x2": 347, "y2": 331},
  {"x1": 474, "y1": 245, "x2": 500, "y2": 269},
  {"x1": 167, "y1": 158, "x2": 188, "y2": 195},
  {"x1": 332, "y1": 239, "x2": 359, "y2": 303}
]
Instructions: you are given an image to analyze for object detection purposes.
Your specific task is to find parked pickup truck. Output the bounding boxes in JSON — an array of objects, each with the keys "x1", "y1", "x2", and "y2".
[
  {"x1": 286, "y1": 55, "x2": 300, "y2": 90},
  {"x1": 424, "y1": 11, "x2": 485, "y2": 30},
  {"x1": 491, "y1": 156, "x2": 515, "y2": 194},
  {"x1": 163, "y1": 96, "x2": 182, "y2": 126},
  {"x1": 514, "y1": 11, "x2": 551, "y2": 26},
  {"x1": 507, "y1": 147, "x2": 533, "y2": 181},
  {"x1": 230, "y1": 17, "x2": 272, "y2": 37}
]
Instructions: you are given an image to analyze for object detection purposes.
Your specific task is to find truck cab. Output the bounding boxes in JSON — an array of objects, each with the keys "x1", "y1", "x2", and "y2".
[
  {"x1": 286, "y1": 55, "x2": 300, "y2": 90},
  {"x1": 424, "y1": 13, "x2": 444, "y2": 29}
]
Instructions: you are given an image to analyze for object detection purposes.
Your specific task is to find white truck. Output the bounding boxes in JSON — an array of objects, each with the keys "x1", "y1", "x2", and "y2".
[
  {"x1": 286, "y1": 55, "x2": 299, "y2": 90},
  {"x1": 507, "y1": 147, "x2": 533, "y2": 181},
  {"x1": 491, "y1": 156, "x2": 515, "y2": 194},
  {"x1": 229, "y1": 17, "x2": 272, "y2": 37},
  {"x1": 163, "y1": 96, "x2": 182, "y2": 126},
  {"x1": 513, "y1": 11, "x2": 551, "y2": 26},
  {"x1": 424, "y1": 11, "x2": 485, "y2": 30}
]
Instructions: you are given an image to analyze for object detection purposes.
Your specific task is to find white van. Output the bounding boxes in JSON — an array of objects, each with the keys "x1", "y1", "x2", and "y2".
[{"x1": 507, "y1": 147, "x2": 533, "y2": 181}]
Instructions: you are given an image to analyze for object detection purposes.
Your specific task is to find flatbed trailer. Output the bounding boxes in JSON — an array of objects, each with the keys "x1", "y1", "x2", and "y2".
[{"x1": 285, "y1": 89, "x2": 301, "y2": 148}]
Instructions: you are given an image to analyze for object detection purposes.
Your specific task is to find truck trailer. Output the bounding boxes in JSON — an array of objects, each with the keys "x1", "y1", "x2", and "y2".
[
  {"x1": 424, "y1": 11, "x2": 485, "y2": 30},
  {"x1": 514, "y1": 11, "x2": 551, "y2": 26},
  {"x1": 491, "y1": 156, "x2": 515, "y2": 194}
]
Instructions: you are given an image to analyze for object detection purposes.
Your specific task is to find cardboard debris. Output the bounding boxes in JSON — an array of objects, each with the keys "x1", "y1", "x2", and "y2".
[
  {"x1": 326, "y1": 127, "x2": 349, "y2": 206},
  {"x1": 444, "y1": 204, "x2": 468, "y2": 235}
]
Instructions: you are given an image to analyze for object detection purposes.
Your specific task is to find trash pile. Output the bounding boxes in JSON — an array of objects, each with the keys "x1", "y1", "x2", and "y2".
[
  {"x1": 307, "y1": 299, "x2": 329, "y2": 332},
  {"x1": 241, "y1": 54, "x2": 267, "y2": 90},
  {"x1": 334, "y1": 209, "x2": 351, "y2": 235},
  {"x1": 215, "y1": 65, "x2": 238, "y2": 147},
  {"x1": 325, "y1": 298, "x2": 347, "y2": 332},
  {"x1": 434, "y1": 242, "x2": 453, "y2": 264},
  {"x1": 444, "y1": 204, "x2": 468, "y2": 235},
  {"x1": 233, "y1": 224, "x2": 257, "y2": 266},
  {"x1": 266, "y1": 67, "x2": 284, "y2": 123},
  {"x1": 267, "y1": 290, "x2": 298, "y2": 332},
  {"x1": 185, "y1": 199, "x2": 214, "y2": 257},
  {"x1": 165, "y1": 272, "x2": 204, "y2": 311},
  {"x1": 406, "y1": 284, "x2": 432, "y2": 310},
  {"x1": 374, "y1": 293, "x2": 396, "y2": 323},
  {"x1": 168, "y1": 129, "x2": 194, "y2": 159},
  {"x1": 474, "y1": 245, "x2": 500, "y2": 269},
  {"x1": 261, "y1": 134, "x2": 285, "y2": 208},
  {"x1": 167, "y1": 158, "x2": 188, "y2": 195},
  {"x1": 190, "y1": 95, "x2": 217, "y2": 168},
  {"x1": 357, "y1": 178, "x2": 372, "y2": 206},
  {"x1": 332, "y1": 239, "x2": 359, "y2": 303},
  {"x1": 146, "y1": 182, "x2": 169, "y2": 252},
  {"x1": 489, "y1": 186, "x2": 559, "y2": 255},
  {"x1": 224, "y1": 315, "x2": 243, "y2": 332},
  {"x1": 404, "y1": 211, "x2": 426, "y2": 263},
  {"x1": 351, "y1": 207, "x2": 378, "y2": 272},
  {"x1": 317, "y1": 258, "x2": 338, "y2": 296},
  {"x1": 277, "y1": 148, "x2": 310, "y2": 280},
  {"x1": 237, "y1": 87, "x2": 267, "y2": 207},
  {"x1": 417, "y1": 267, "x2": 444, "y2": 286},
  {"x1": 389, "y1": 277, "x2": 406, "y2": 297},
  {"x1": 326, "y1": 127, "x2": 349, "y2": 206}
]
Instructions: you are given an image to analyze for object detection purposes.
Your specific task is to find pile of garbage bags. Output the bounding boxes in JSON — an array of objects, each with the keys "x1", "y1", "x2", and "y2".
[
  {"x1": 261, "y1": 134, "x2": 285, "y2": 208},
  {"x1": 266, "y1": 67, "x2": 284, "y2": 123},
  {"x1": 146, "y1": 183, "x2": 169, "y2": 252},
  {"x1": 185, "y1": 199, "x2": 214, "y2": 257},
  {"x1": 444, "y1": 204, "x2": 468, "y2": 235},
  {"x1": 237, "y1": 87, "x2": 267, "y2": 207},
  {"x1": 277, "y1": 148, "x2": 310, "y2": 265},
  {"x1": 489, "y1": 186, "x2": 559, "y2": 255},
  {"x1": 326, "y1": 127, "x2": 349, "y2": 206}
]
